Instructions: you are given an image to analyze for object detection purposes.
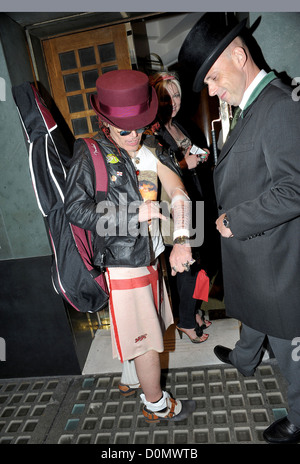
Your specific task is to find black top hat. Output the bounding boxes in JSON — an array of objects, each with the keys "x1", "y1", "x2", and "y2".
[{"x1": 178, "y1": 13, "x2": 247, "y2": 92}]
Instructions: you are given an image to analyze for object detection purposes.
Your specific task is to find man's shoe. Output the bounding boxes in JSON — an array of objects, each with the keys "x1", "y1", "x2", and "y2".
[
  {"x1": 214, "y1": 345, "x2": 254, "y2": 377},
  {"x1": 263, "y1": 416, "x2": 300, "y2": 444},
  {"x1": 214, "y1": 345, "x2": 233, "y2": 366}
]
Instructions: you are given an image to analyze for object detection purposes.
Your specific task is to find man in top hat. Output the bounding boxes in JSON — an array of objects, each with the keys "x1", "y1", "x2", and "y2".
[
  {"x1": 65, "y1": 69, "x2": 196, "y2": 423},
  {"x1": 179, "y1": 13, "x2": 300, "y2": 443}
]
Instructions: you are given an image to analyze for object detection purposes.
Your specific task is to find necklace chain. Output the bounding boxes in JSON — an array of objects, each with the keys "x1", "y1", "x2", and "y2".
[{"x1": 131, "y1": 155, "x2": 140, "y2": 176}]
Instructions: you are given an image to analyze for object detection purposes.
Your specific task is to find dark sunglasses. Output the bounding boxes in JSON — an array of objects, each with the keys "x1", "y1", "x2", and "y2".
[{"x1": 118, "y1": 127, "x2": 145, "y2": 136}]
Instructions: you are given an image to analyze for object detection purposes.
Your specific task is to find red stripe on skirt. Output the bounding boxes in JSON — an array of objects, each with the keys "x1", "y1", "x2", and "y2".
[
  {"x1": 107, "y1": 266, "x2": 159, "y2": 363},
  {"x1": 106, "y1": 269, "x2": 123, "y2": 361},
  {"x1": 109, "y1": 266, "x2": 158, "y2": 309}
]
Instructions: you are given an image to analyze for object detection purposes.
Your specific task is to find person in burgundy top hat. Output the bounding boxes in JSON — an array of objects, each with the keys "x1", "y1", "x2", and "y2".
[
  {"x1": 179, "y1": 12, "x2": 300, "y2": 443},
  {"x1": 65, "y1": 69, "x2": 196, "y2": 422}
]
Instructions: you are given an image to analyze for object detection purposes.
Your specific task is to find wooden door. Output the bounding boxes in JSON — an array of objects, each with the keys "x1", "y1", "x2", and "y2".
[{"x1": 43, "y1": 24, "x2": 132, "y2": 138}]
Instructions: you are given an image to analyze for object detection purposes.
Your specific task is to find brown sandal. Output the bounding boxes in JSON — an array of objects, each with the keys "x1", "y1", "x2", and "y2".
[
  {"x1": 142, "y1": 396, "x2": 196, "y2": 423},
  {"x1": 118, "y1": 382, "x2": 140, "y2": 397}
]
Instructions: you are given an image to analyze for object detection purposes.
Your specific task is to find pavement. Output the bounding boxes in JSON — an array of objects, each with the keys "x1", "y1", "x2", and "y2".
[{"x1": 0, "y1": 358, "x2": 289, "y2": 446}]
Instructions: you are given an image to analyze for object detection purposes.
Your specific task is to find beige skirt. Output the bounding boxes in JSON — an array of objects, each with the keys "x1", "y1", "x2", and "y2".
[{"x1": 106, "y1": 261, "x2": 173, "y2": 362}]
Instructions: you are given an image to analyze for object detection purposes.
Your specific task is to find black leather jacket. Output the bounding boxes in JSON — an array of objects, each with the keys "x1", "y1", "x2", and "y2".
[
  {"x1": 64, "y1": 131, "x2": 177, "y2": 269},
  {"x1": 153, "y1": 120, "x2": 204, "y2": 201}
]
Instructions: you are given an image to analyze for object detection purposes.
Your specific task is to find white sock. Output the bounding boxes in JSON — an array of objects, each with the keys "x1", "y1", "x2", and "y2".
[
  {"x1": 121, "y1": 360, "x2": 140, "y2": 387},
  {"x1": 140, "y1": 391, "x2": 182, "y2": 416}
]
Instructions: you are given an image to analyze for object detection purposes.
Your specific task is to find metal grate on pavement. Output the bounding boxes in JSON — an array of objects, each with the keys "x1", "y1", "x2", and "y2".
[{"x1": 0, "y1": 361, "x2": 288, "y2": 445}]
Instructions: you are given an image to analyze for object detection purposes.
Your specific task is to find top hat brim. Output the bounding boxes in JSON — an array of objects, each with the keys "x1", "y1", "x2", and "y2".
[
  {"x1": 192, "y1": 18, "x2": 247, "y2": 92},
  {"x1": 90, "y1": 87, "x2": 158, "y2": 131}
]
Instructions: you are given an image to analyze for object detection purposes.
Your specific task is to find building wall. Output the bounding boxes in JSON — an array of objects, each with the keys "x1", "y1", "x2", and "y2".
[
  {"x1": 250, "y1": 12, "x2": 300, "y2": 82},
  {"x1": 0, "y1": 14, "x2": 80, "y2": 379},
  {"x1": 0, "y1": 14, "x2": 51, "y2": 260}
]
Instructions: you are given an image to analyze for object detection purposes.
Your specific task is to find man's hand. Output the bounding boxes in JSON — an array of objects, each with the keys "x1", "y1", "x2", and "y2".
[{"x1": 216, "y1": 213, "x2": 234, "y2": 238}]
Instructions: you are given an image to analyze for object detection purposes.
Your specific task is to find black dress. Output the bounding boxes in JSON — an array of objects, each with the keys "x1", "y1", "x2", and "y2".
[{"x1": 152, "y1": 121, "x2": 217, "y2": 330}]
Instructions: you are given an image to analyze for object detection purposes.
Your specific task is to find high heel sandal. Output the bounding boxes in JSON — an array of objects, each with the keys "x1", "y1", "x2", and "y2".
[
  {"x1": 176, "y1": 326, "x2": 209, "y2": 344},
  {"x1": 203, "y1": 319, "x2": 212, "y2": 328},
  {"x1": 195, "y1": 313, "x2": 212, "y2": 329}
]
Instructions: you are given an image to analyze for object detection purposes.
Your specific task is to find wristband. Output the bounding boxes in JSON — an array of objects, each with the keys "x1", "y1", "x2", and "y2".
[{"x1": 171, "y1": 190, "x2": 191, "y2": 242}]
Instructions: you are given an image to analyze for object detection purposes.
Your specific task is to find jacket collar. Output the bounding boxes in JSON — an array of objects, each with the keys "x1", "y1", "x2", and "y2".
[{"x1": 216, "y1": 76, "x2": 276, "y2": 166}]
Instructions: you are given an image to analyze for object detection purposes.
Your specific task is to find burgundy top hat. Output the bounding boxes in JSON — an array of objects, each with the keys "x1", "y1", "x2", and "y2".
[
  {"x1": 178, "y1": 13, "x2": 247, "y2": 92},
  {"x1": 90, "y1": 69, "x2": 158, "y2": 130}
]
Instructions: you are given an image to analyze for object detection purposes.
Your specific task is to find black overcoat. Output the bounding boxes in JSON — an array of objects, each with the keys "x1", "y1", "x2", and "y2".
[{"x1": 214, "y1": 79, "x2": 300, "y2": 340}]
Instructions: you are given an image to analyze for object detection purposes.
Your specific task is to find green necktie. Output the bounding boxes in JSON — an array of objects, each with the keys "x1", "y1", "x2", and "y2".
[{"x1": 230, "y1": 106, "x2": 242, "y2": 131}]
